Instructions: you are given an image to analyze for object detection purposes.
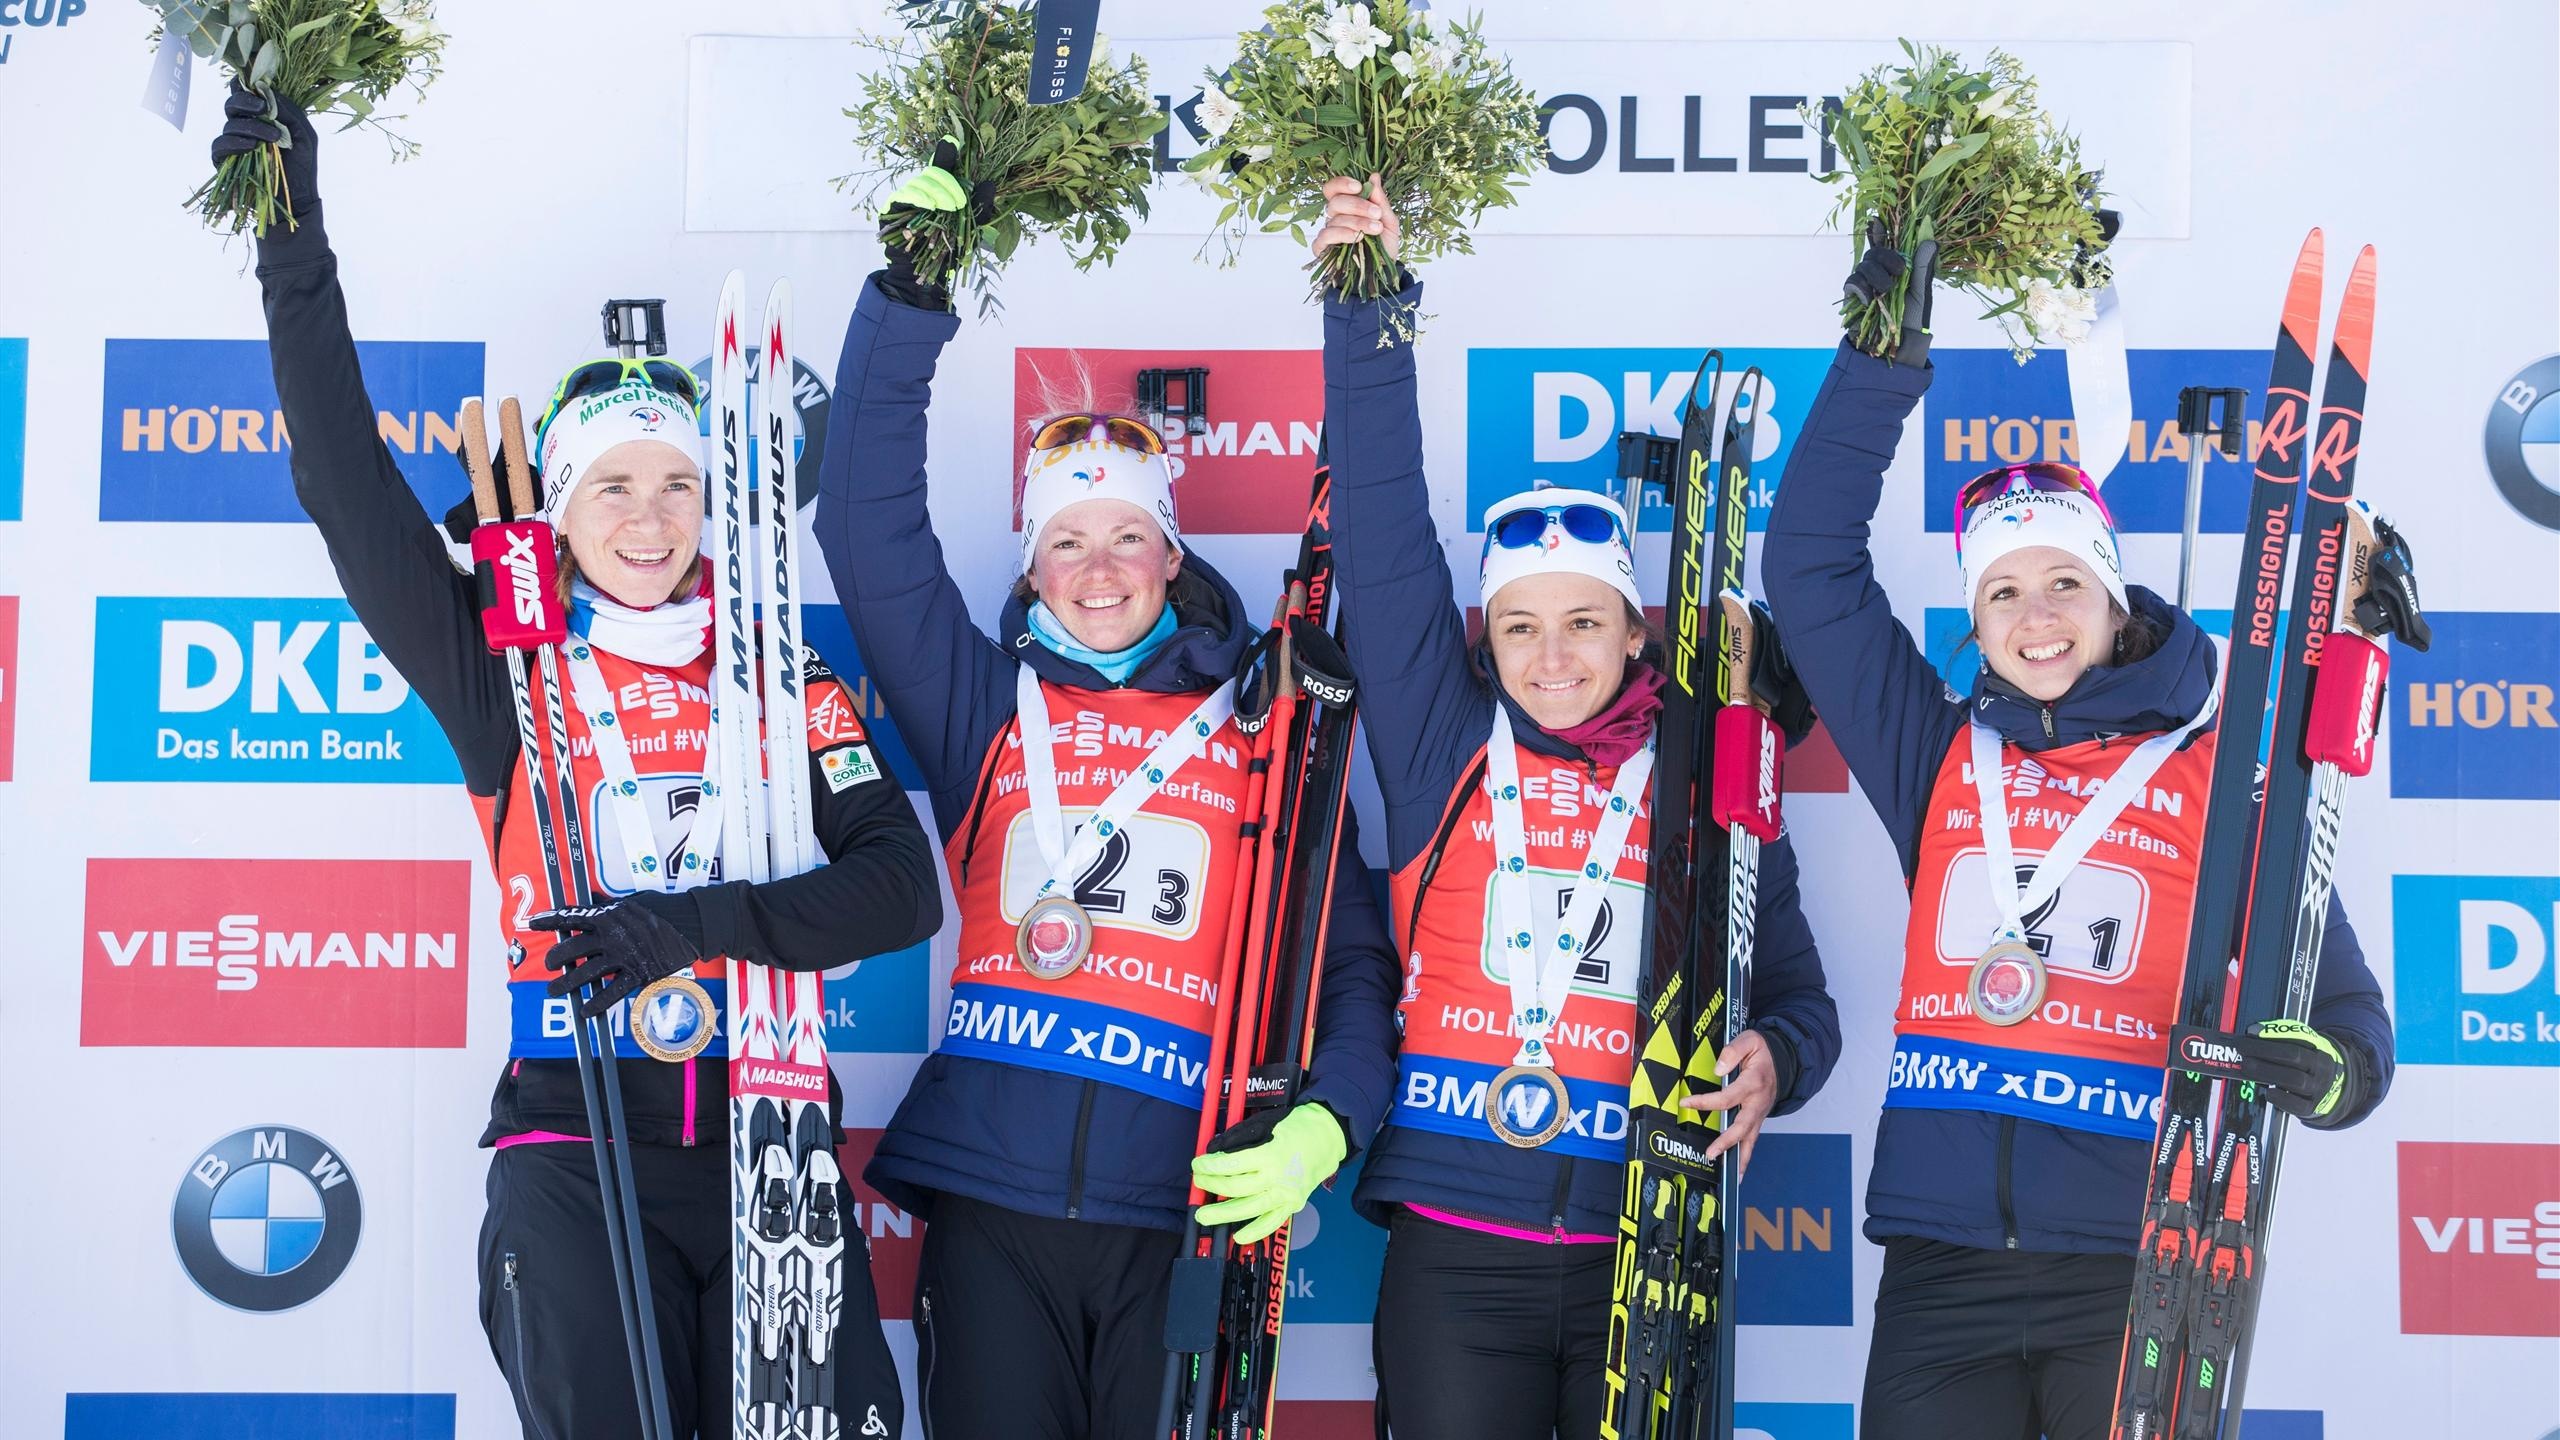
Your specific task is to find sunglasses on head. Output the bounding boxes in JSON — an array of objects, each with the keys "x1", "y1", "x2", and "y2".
[
  {"x1": 1031, "y1": 413, "x2": 1166, "y2": 457},
  {"x1": 534, "y1": 356, "x2": 704, "y2": 435},
  {"x1": 1483, "y1": 502, "x2": 1626, "y2": 559},
  {"x1": 1952, "y1": 462, "x2": 2117, "y2": 557}
]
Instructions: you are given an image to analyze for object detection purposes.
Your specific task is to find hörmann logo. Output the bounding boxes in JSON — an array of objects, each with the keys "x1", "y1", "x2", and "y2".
[
  {"x1": 99, "y1": 339, "x2": 482, "y2": 522},
  {"x1": 2399, "y1": 1141, "x2": 2560, "y2": 1336},
  {"x1": 82, "y1": 858, "x2": 471, "y2": 1048},
  {"x1": 91, "y1": 597, "x2": 458, "y2": 784},
  {"x1": 2389, "y1": 612, "x2": 2560, "y2": 801}
]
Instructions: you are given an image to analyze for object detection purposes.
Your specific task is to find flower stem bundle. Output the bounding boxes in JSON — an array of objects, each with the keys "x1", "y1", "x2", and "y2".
[
  {"x1": 1189, "y1": 0, "x2": 1544, "y2": 339},
  {"x1": 144, "y1": 0, "x2": 445, "y2": 237},
  {"x1": 1816, "y1": 42, "x2": 2112, "y2": 362},
  {"x1": 841, "y1": 1, "x2": 1164, "y2": 312}
]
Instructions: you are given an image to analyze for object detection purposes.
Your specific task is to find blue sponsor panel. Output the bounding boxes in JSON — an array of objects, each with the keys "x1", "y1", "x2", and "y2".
[
  {"x1": 66, "y1": 1393, "x2": 456, "y2": 1440},
  {"x1": 0, "y1": 337, "x2": 24, "y2": 520},
  {"x1": 2389, "y1": 611, "x2": 2560, "y2": 801},
  {"x1": 2394, "y1": 874, "x2": 2560, "y2": 1068},
  {"x1": 1885, "y1": 1034, "x2": 2162, "y2": 1141},
  {"x1": 937, "y1": 982, "x2": 1211, "y2": 1108},
  {"x1": 2232, "y1": 1411, "x2": 2324, "y2": 1440},
  {"x1": 1735, "y1": 1131, "x2": 1852, "y2": 1326},
  {"x1": 1734, "y1": 1402, "x2": 1855, "y2": 1440},
  {"x1": 98, "y1": 338, "x2": 483, "y2": 522},
  {"x1": 1922, "y1": 606, "x2": 2232, "y2": 693},
  {"x1": 1922, "y1": 347, "x2": 2268, "y2": 533},
  {"x1": 509, "y1": 974, "x2": 731, "y2": 1061},
  {"x1": 1282, "y1": 1152, "x2": 1391, "y2": 1324},
  {"x1": 823, "y1": 937, "x2": 932, "y2": 1054},
  {"x1": 800, "y1": 605, "x2": 924, "y2": 790},
  {"x1": 1463, "y1": 347, "x2": 1834, "y2": 534},
  {"x1": 91, "y1": 597, "x2": 460, "y2": 784}
]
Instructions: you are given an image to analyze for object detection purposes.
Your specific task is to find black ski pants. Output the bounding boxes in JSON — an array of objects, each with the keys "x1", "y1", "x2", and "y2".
[
  {"x1": 477, "y1": 1140, "x2": 902, "y2": 1440},
  {"x1": 1371, "y1": 1209, "x2": 1614, "y2": 1440},
  {"x1": 910, "y1": 1192, "x2": 1179, "y2": 1440},
  {"x1": 1860, "y1": 1236, "x2": 2135, "y2": 1440}
]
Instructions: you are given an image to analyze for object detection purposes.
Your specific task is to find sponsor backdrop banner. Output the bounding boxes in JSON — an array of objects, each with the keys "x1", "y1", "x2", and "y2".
[{"x1": 2, "y1": 3, "x2": 2554, "y2": 1437}]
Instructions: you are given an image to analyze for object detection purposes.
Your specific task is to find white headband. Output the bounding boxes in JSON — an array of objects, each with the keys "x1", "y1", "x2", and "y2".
[
  {"x1": 1019, "y1": 436, "x2": 1183, "y2": 572},
  {"x1": 1477, "y1": 486, "x2": 1644, "y2": 614},
  {"x1": 535, "y1": 381, "x2": 704, "y2": 523},
  {"x1": 1959, "y1": 486, "x2": 2129, "y2": 613}
]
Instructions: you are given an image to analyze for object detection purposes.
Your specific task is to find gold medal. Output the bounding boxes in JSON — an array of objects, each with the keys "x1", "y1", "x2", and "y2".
[
  {"x1": 1484, "y1": 1063, "x2": 1573, "y2": 1149},
  {"x1": 632, "y1": 974, "x2": 716, "y2": 1062},
  {"x1": 1968, "y1": 938, "x2": 2048, "y2": 1027},
  {"x1": 1016, "y1": 893, "x2": 1094, "y2": 981}
]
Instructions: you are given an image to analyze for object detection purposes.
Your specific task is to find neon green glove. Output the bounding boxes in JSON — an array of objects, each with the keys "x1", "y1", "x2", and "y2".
[
  {"x1": 886, "y1": 161, "x2": 968, "y2": 214},
  {"x1": 1190, "y1": 1103, "x2": 1348, "y2": 1245},
  {"x1": 2243, "y1": 1019, "x2": 2358, "y2": 1123}
]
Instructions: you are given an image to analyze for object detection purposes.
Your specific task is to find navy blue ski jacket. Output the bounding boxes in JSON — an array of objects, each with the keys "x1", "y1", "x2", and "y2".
[
  {"x1": 1761, "y1": 341, "x2": 2396, "y2": 1254},
  {"x1": 814, "y1": 274, "x2": 1402, "y2": 1233},
  {"x1": 1324, "y1": 281, "x2": 1842, "y2": 1238}
]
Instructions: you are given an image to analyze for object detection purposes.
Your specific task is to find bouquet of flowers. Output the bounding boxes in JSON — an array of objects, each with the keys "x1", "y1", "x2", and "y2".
[
  {"x1": 143, "y1": 0, "x2": 445, "y2": 237},
  {"x1": 1187, "y1": 0, "x2": 1544, "y2": 338},
  {"x1": 841, "y1": 1, "x2": 1165, "y2": 311},
  {"x1": 1813, "y1": 43, "x2": 2112, "y2": 362}
]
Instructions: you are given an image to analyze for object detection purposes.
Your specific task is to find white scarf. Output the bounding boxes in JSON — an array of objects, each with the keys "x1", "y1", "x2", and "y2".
[{"x1": 569, "y1": 576, "x2": 712, "y2": 668}]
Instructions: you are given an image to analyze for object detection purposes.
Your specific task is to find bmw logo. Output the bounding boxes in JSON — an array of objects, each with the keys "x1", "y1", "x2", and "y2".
[
  {"x1": 690, "y1": 348, "x2": 831, "y2": 515},
  {"x1": 2486, "y1": 355, "x2": 2560, "y2": 532},
  {"x1": 171, "y1": 1126, "x2": 362, "y2": 1313}
]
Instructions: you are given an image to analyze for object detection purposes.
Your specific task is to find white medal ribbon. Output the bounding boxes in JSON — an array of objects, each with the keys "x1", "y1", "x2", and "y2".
[
  {"x1": 1969, "y1": 679, "x2": 2217, "y2": 945},
  {"x1": 1014, "y1": 666, "x2": 1237, "y2": 901},
  {"x1": 1485, "y1": 706, "x2": 1655, "y2": 1070},
  {"x1": 564, "y1": 640, "x2": 725, "y2": 893}
]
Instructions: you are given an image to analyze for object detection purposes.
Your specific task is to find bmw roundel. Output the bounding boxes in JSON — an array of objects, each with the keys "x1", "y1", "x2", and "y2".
[{"x1": 172, "y1": 1125, "x2": 363, "y2": 1313}]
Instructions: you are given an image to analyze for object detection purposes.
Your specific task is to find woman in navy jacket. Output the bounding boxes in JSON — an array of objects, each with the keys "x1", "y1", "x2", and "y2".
[
  {"x1": 1760, "y1": 242, "x2": 2395, "y2": 1439},
  {"x1": 812, "y1": 219, "x2": 1400, "y2": 1437},
  {"x1": 1315, "y1": 179, "x2": 1841, "y2": 1440}
]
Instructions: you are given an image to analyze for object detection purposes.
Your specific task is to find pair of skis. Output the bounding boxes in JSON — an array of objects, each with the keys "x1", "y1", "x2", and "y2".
[
  {"x1": 2111, "y1": 232, "x2": 2430, "y2": 1440},
  {"x1": 710, "y1": 271, "x2": 852, "y2": 1440},
  {"x1": 1157, "y1": 462, "x2": 1361, "y2": 1440},
  {"x1": 1601, "y1": 357, "x2": 1785, "y2": 1440},
  {"x1": 462, "y1": 395, "x2": 679, "y2": 1440}
]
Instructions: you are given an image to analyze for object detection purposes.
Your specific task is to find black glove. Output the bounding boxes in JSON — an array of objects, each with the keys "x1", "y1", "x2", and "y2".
[
  {"x1": 2176, "y1": 1019, "x2": 2368, "y2": 1127},
  {"x1": 534, "y1": 891, "x2": 706, "y2": 1022},
  {"x1": 211, "y1": 83, "x2": 321, "y2": 227},
  {"x1": 1843, "y1": 219, "x2": 1938, "y2": 365},
  {"x1": 879, "y1": 139, "x2": 999, "y2": 311}
]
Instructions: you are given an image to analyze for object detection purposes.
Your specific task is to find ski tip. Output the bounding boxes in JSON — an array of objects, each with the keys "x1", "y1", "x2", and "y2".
[
  {"x1": 2281, "y1": 230, "x2": 2326, "y2": 352},
  {"x1": 2333, "y1": 246, "x2": 2379, "y2": 375}
]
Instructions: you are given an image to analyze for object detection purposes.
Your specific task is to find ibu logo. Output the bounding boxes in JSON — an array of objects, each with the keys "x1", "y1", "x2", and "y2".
[
  {"x1": 1462, "y1": 347, "x2": 1832, "y2": 536},
  {"x1": 2394, "y1": 874, "x2": 2560, "y2": 1067},
  {"x1": 98, "y1": 338, "x2": 482, "y2": 522},
  {"x1": 92, "y1": 597, "x2": 458, "y2": 784}
]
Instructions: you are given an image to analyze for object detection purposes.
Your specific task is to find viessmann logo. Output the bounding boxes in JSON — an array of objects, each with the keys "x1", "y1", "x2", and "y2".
[
  {"x1": 2398, "y1": 1140, "x2": 2560, "y2": 1337},
  {"x1": 98, "y1": 338, "x2": 482, "y2": 522},
  {"x1": 81, "y1": 858, "x2": 472, "y2": 1048},
  {"x1": 1012, "y1": 347, "x2": 1322, "y2": 534}
]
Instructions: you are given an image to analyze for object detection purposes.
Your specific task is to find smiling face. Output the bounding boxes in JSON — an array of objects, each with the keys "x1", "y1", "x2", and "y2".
[
  {"x1": 1486, "y1": 571, "x2": 1644, "y2": 730},
  {"x1": 557, "y1": 439, "x2": 704, "y2": 607},
  {"x1": 1028, "y1": 498, "x2": 1182, "y2": 652},
  {"x1": 1973, "y1": 544, "x2": 2126, "y2": 702}
]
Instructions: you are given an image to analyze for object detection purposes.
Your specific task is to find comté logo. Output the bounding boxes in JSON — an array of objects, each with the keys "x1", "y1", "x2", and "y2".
[
  {"x1": 838, "y1": 1128, "x2": 921, "y2": 1318},
  {"x1": 81, "y1": 858, "x2": 471, "y2": 1048},
  {"x1": 1013, "y1": 347, "x2": 1321, "y2": 534},
  {"x1": 2398, "y1": 1140, "x2": 2560, "y2": 1337}
]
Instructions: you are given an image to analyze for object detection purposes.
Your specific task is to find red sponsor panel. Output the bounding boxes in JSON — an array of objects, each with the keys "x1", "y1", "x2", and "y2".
[
  {"x1": 80, "y1": 858, "x2": 472, "y2": 1047},
  {"x1": 0, "y1": 596, "x2": 14, "y2": 780},
  {"x1": 839, "y1": 1127, "x2": 924, "y2": 1319},
  {"x1": 1012, "y1": 347, "x2": 1322, "y2": 534},
  {"x1": 1273, "y1": 1401, "x2": 1376, "y2": 1438},
  {"x1": 2398, "y1": 1140, "x2": 2560, "y2": 1337}
]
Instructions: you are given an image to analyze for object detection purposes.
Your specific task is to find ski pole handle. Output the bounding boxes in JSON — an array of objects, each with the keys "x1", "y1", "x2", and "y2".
[
  {"x1": 460, "y1": 399, "x2": 502, "y2": 526},
  {"x1": 499, "y1": 396, "x2": 541, "y2": 522},
  {"x1": 462, "y1": 397, "x2": 568, "y2": 653}
]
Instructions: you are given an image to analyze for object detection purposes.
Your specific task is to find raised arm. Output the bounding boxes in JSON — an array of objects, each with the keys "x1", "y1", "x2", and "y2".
[{"x1": 241, "y1": 92, "x2": 517, "y2": 796}]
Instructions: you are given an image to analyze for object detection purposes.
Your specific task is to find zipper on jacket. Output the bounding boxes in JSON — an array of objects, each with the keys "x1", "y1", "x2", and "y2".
[
  {"x1": 1065, "y1": 1079, "x2": 1097, "y2": 1220},
  {"x1": 1548, "y1": 1162, "x2": 1575, "y2": 1242},
  {"x1": 501, "y1": 1253, "x2": 558, "y2": 1440},
  {"x1": 916, "y1": 1290, "x2": 939, "y2": 1440},
  {"x1": 2039, "y1": 703, "x2": 2057, "y2": 741},
  {"x1": 1996, "y1": 1116, "x2": 2020, "y2": 1249},
  {"x1": 682, "y1": 1057, "x2": 698, "y2": 1147}
]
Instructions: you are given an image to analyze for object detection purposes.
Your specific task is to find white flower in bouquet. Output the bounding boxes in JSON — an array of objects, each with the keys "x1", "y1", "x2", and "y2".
[
  {"x1": 1322, "y1": 3, "x2": 1390, "y2": 69},
  {"x1": 1976, "y1": 85, "x2": 2020, "y2": 122},
  {"x1": 1197, "y1": 82, "x2": 1241, "y2": 138},
  {"x1": 1389, "y1": 49, "x2": 1417, "y2": 80}
]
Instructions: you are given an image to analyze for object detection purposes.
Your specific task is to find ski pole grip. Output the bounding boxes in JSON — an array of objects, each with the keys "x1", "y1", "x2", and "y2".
[
  {"x1": 472, "y1": 521, "x2": 569, "y2": 652},
  {"x1": 2303, "y1": 629, "x2": 2387, "y2": 775},
  {"x1": 1710, "y1": 704, "x2": 1784, "y2": 842}
]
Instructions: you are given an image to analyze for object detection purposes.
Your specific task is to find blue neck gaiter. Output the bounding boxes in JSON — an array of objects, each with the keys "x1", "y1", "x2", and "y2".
[{"x1": 1027, "y1": 601, "x2": 1179, "y2": 684}]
